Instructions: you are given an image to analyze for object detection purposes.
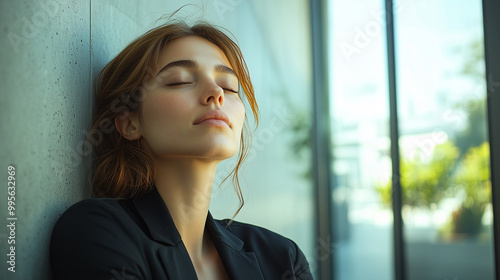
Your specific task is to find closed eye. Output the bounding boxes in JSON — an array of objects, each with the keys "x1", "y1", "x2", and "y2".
[
  {"x1": 167, "y1": 82, "x2": 192, "y2": 86},
  {"x1": 223, "y1": 88, "x2": 239, "y2": 94},
  {"x1": 167, "y1": 82, "x2": 238, "y2": 94}
]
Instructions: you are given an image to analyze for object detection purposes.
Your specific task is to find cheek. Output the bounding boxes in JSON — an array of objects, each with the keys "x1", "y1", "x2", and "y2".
[
  {"x1": 140, "y1": 94, "x2": 192, "y2": 132},
  {"x1": 230, "y1": 100, "x2": 246, "y2": 131}
]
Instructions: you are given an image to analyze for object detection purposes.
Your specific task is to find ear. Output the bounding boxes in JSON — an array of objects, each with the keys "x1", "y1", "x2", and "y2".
[{"x1": 115, "y1": 111, "x2": 141, "y2": 140}]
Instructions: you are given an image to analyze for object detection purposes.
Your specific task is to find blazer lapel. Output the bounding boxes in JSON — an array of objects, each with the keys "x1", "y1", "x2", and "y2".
[
  {"x1": 215, "y1": 247, "x2": 265, "y2": 280},
  {"x1": 132, "y1": 187, "x2": 181, "y2": 246},
  {"x1": 206, "y1": 213, "x2": 265, "y2": 280},
  {"x1": 132, "y1": 188, "x2": 198, "y2": 279},
  {"x1": 132, "y1": 187, "x2": 265, "y2": 280},
  {"x1": 156, "y1": 244, "x2": 198, "y2": 280}
]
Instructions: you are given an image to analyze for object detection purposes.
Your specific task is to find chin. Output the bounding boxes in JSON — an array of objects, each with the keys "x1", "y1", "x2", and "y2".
[
  {"x1": 199, "y1": 146, "x2": 239, "y2": 160},
  {"x1": 195, "y1": 137, "x2": 240, "y2": 158}
]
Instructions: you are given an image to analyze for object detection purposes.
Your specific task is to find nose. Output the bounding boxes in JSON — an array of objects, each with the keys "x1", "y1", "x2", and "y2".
[{"x1": 201, "y1": 79, "x2": 224, "y2": 107}]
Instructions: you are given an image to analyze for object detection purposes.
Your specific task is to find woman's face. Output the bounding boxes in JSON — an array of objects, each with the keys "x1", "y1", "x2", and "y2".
[{"x1": 136, "y1": 36, "x2": 245, "y2": 161}]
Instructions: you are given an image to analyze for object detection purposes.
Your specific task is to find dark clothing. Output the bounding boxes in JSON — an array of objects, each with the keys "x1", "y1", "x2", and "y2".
[{"x1": 49, "y1": 187, "x2": 313, "y2": 280}]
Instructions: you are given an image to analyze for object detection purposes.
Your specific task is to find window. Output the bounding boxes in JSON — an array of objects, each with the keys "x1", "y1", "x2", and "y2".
[{"x1": 322, "y1": 0, "x2": 497, "y2": 279}]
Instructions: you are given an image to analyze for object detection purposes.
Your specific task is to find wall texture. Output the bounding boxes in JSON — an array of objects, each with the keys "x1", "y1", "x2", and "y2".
[
  {"x1": 0, "y1": 1, "x2": 315, "y2": 279},
  {"x1": 1, "y1": 1, "x2": 92, "y2": 279}
]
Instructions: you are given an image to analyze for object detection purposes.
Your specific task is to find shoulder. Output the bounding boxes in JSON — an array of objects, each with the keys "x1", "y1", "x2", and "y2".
[
  {"x1": 54, "y1": 197, "x2": 121, "y2": 219},
  {"x1": 218, "y1": 219, "x2": 296, "y2": 250},
  {"x1": 51, "y1": 198, "x2": 132, "y2": 236},
  {"x1": 51, "y1": 197, "x2": 141, "y2": 247},
  {"x1": 50, "y1": 198, "x2": 145, "y2": 279},
  {"x1": 53, "y1": 197, "x2": 128, "y2": 221},
  {"x1": 216, "y1": 219, "x2": 313, "y2": 279}
]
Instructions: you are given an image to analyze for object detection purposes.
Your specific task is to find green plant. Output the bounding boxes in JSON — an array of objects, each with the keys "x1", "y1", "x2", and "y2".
[
  {"x1": 450, "y1": 142, "x2": 491, "y2": 236},
  {"x1": 376, "y1": 141, "x2": 460, "y2": 208},
  {"x1": 376, "y1": 141, "x2": 492, "y2": 238}
]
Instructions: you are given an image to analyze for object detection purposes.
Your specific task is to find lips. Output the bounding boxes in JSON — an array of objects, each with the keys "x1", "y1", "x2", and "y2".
[{"x1": 193, "y1": 110, "x2": 231, "y2": 127}]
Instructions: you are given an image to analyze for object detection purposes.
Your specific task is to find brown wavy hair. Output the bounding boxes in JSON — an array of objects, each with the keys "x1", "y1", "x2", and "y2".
[{"x1": 86, "y1": 21, "x2": 258, "y2": 220}]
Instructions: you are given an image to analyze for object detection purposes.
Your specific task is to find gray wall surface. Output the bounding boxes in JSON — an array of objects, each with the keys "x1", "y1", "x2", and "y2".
[{"x1": 0, "y1": 1, "x2": 315, "y2": 279}]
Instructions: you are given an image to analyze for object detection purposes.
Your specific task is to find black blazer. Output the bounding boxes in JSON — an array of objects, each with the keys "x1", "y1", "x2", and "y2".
[{"x1": 50, "y1": 187, "x2": 314, "y2": 280}]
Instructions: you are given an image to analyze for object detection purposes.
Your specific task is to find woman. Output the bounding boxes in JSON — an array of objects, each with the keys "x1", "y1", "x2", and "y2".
[{"x1": 50, "y1": 21, "x2": 313, "y2": 280}]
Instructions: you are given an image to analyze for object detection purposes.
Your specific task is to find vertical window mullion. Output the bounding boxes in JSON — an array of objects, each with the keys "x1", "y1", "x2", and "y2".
[
  {"x1": 310, "y1": 0, "x2": 334, "y2": 279},
  {"x1": 482, "y1": 0, "x2": 500, "y2": 277},
  {"x1": 384, "y1": 1, "x2": 406, "y2": 280}
]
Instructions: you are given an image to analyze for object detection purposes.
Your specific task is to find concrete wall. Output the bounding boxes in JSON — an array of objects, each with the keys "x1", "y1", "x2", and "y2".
[{"x1": 0, "y1": 1, "x2": 315, "y2": 279}]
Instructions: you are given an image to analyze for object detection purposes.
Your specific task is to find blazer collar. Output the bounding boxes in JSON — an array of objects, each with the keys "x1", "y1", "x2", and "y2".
[
  {"x1": 131, "y1": 187, "x2": 264, "y2": 279},
  {"x1": 131, "y1": 187, "x2": 243, "y2": 251}
]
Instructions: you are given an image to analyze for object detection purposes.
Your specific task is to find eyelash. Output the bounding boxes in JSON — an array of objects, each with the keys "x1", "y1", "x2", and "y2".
[
  {"x1": 224, "y1": 88, "x2": 239, "y2": 94},
  {"x1": 167, "y1": 82, "x2": 191, "y2": 86},
  {"x1": 166, "y1": 82, "x2": 238, "y2": 94}
]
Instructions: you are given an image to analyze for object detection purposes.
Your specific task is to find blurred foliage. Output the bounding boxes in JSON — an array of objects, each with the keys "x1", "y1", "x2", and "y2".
[
  {"x1": 376, "y1": 141, "x2": 491, "y2": 236},
  {"x1": 448, "y1": 38, "x2": 490, "y2": 236},
  {"x1": 454, "y1": 142, "x2": 491, "y2": 207},
  {"x1": 454, "y1": 38, "x2": 487, "y2": 156},
  {"x1": 453, "y1": 98, "x2": 487, "y2": 154},
  {"x1": 442, "y1": 142, "x2": 491, "y2": 237},
  {"x1": 461, "y1": 39, "x2": 485, "y2": 80},
  {"x1": 376, "y1": 141, "x2": 490, "y2": 207},
  {"x1": 450, "y1": 203, "x2": 485, "y2": 236},
  {"x1": 376, "y1": 38, "x2": 491, "y2": 236},
  {"x1": 289, "y1": 109, "x2": 313, "y2": 180},
  {"x1": 451, "y1": 142, "x2": 491, "y2": 236},
  {"x1": 376, "y1": 141, "x2": 460, "y2": 208}
]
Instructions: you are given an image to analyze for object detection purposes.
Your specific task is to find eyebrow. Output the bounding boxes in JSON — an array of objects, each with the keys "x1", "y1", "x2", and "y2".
[{"x1": 155, "y1": 59, "x2": 237, "y2": 77}]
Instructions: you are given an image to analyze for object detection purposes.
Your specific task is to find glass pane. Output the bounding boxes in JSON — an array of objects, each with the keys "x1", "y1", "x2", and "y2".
[
  {"x1": 328, "y1": 0, "x2": 394, "y2": 279},
  {"x1": 392, "y1": 0, "x2": 495, "y2": 279}
]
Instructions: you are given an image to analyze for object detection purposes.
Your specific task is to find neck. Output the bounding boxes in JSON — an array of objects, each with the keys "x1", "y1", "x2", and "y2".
[{"x1": 154, "y1": 157, "x2": 219, "y2": 260}]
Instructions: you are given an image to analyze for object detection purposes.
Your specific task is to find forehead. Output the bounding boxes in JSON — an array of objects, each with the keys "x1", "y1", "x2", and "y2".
[{"x1": 155, "y1": 36, "x2": 232, "y2": 73}]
